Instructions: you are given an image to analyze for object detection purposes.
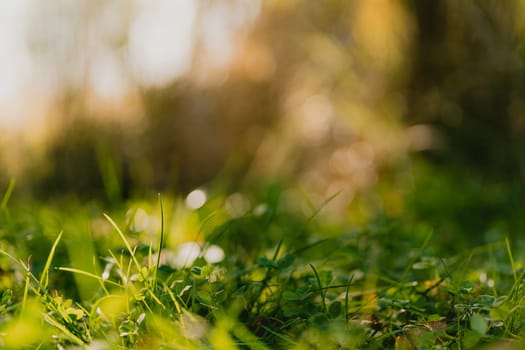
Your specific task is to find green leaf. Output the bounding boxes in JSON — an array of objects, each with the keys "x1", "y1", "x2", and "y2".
[
  {"x1": 470, "y1": 313, "x2": 488, "y2": 335},
  {"x1": 196, "y1": 290, "x2": 212, "y2": 305},
  {"x1": 328, "y1": 301, "x2": 342, "y2": 319},
  {"x1": 282, "y1": 291, "x2": 300, "y2": 301},
  {"x1": 257, "y1": 257, "x2": 279, "y2": 269},
  {"x1": 462, "y1": 329, "x2": 481, "y2": 348},
  {"x1": 310, "y1": 313, "x2": 329, "y2": 329},
  {"x1": 294, "y1": 286, "x2": 313, "y2": 301},
  {"x1": 277, "y1": 253, "x2": 295, "y2": 269},
  {"x1": 214, "y1": 289, "x2": 227, "y2": 303},
  {"x1": 459, "y1": 280, "x2": 474, "y2": 293},
  {"x1": 474, "y1": 294, "x2": 495, "y2": 306},
  {"x1": 427, "y1": 314, "x2": 442, "y2": 322}
]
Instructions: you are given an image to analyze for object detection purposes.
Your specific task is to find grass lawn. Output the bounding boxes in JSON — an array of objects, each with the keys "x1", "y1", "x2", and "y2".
[{"x1": 0, "y1": 177, "x2": 524, "y2": 349}]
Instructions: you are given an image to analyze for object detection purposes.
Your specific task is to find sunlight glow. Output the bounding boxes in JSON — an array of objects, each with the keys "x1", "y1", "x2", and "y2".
[
  {"x1": 301, "y1": 94, "x2": 333, "y2": 142},
  {"x1": 129, "y1": 0, "x2": 198, "y2": 87},
  {"x1": 225, "y1": 193, "x2": 251, "y2": 217},
  {"x1": 185, "y1": 189, "x2": 207, "y2": 209},
  {"x1": 174, "y1": 242, "x2": 201, "y2": 268},
  {"x1": 0, "y1": 0, "x2": 262, "y2": 130},
  {"x1": 128, "y1": 208, "x2": 150, "y2": 232},
  {"x1": 0, "y1": 1, "x2": 32, "y2": 128},
  {"x1": 479, "y1": 272, "x2": 487, "y2": 283},
  {"x1": 198, "y1": 1, "x2": 261, "y2": 68},
  {"x1": 204, "y1": 245, "x2": 225, "y2": 264},
  {"x1": 90, "y1": 49, "x2": 130, "y2": 99}
]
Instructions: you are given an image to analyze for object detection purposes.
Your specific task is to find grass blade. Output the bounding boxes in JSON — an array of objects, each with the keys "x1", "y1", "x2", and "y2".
[
  {"x1": 104, "y1": 213, "x2": 142, "y2": 272},
  {"x1": 155, "y1": 194, "x2": 165, "y2": 290},
  {"x1": 1, "y1": 178, "x2": 15, "y2": 211},
  {"x1": 58, "y1": 267, "x2": 121, "y2": 289},
  {"x1": 345, "y1": 274, "x2": 354, "y2": 328},
  {"x1": 39, "y1": 231, "x2": 63, "y2": 289},
  {"x1": 309, "y1": 263, "x2": 327, "y2": 313},
  {"x1": 44, "y1": 314, "x2": 87, "y2": 346},
  {"x1": 505, "y1": 237, "x2": 518, "y2": 284},
  {"x1": 231, "y1": 323, "x2": 271, "y2": 350}
]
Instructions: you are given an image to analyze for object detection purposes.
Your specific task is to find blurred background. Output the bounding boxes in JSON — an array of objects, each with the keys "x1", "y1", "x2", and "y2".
[{"x1": 2, "y1": 0, "x2": 525, "y2": 245}]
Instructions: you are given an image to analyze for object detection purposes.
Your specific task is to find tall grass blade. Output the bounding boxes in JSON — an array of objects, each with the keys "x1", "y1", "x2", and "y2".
[
  {"x1": 231, "y1": 323, "x2": 271, "y2": 350},
  {"x1": 21, "y1": 267, "x2": 31, "y2": 315},
  {"x1": 505, "y1": 237, "x2": 518, "y2": 284},
  {"x1": 104, "y1": 213, "x2": 142, "y2": 272},
  {"x1": 155, "y1": 194, "x2": 164, "y2": 290},
  {"x1": 39, "y1": 231, "x2": 63, "y2": 289},
  {"x1": 309, "y1": 263, "x2": 327, "y2": 313},
  {"x1": 345, "y1": 274, "x2": 354, "y2": 329},
  {"x1": 1, "y1": 178, "x2": 15, "y2": 211},
  {"x1": 44, "y1": 314, "x2": 87, "y2": 346},
  {"x1": 58, "y1": 267, "x2": 121, "y2": 289}
]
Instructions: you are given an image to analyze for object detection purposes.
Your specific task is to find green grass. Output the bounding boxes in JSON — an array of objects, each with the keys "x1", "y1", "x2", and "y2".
[{"x1": 0, "y1": 183, "x2": 525, "y2": 349}]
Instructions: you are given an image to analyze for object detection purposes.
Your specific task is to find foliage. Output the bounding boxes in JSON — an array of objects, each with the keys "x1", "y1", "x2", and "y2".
[{"x1": 0, "y1": 182, "x2": 524, "y2": 349}]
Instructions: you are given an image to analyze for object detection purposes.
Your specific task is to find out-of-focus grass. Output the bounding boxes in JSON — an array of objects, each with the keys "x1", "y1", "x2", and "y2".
[
  {"x1": 405, "y1": 161, "x2": 525, "y2": 253},
  {"x1": 0, "y1": 177, "x2": 525, "y2": 349}
]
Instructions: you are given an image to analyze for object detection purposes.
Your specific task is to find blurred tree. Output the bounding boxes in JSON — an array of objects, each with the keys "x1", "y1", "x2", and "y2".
[
  {"x1": 9, "y1": 0, "x2": 525, "y2": 216},
  {"x1": 10, "y1": 0, "x2": 414, "y2": 206},
  {"x1": 406, "y1": 0, "x2": 525, "y2": 178}
]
